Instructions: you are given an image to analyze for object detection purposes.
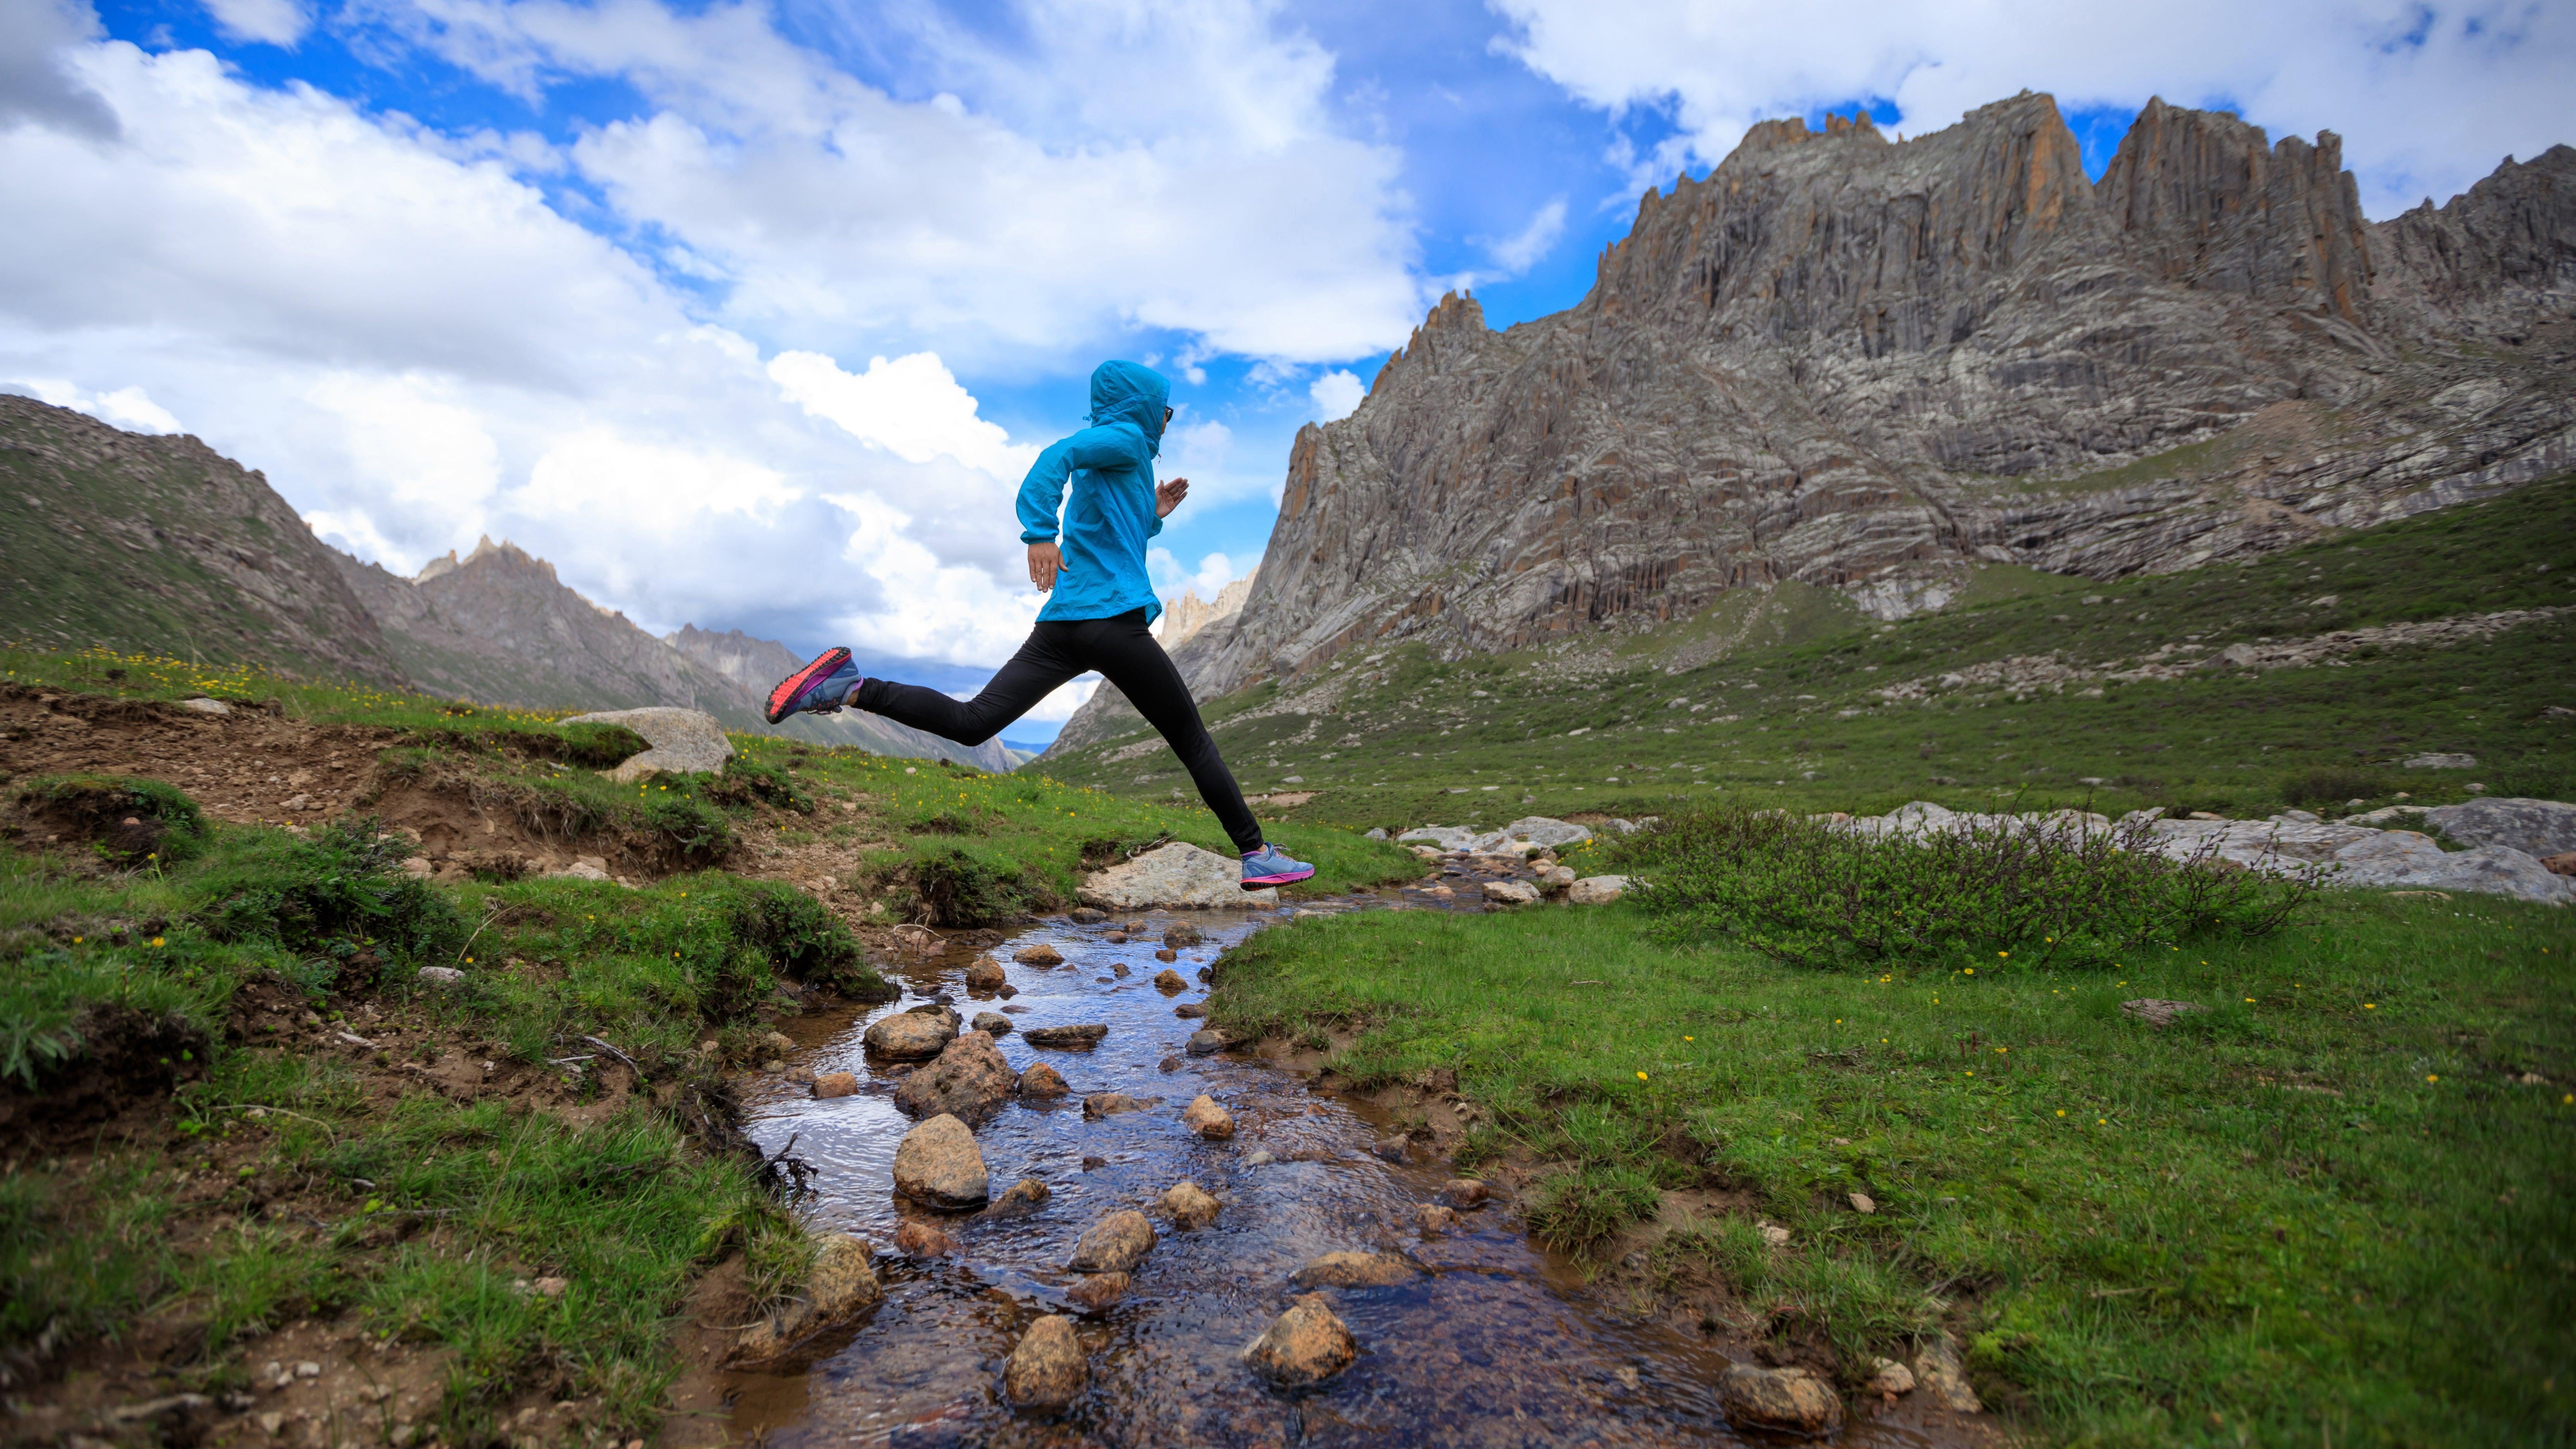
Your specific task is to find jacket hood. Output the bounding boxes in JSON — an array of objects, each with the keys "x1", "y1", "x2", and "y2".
[{"x1": 1086, "y1": 360, "x2": 1170, "y2": 456}]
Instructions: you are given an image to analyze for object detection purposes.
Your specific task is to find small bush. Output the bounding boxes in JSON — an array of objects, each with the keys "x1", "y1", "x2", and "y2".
[
  {"x1": 17, "y1": 774, "x2": 211, "y2": 865},
  {"x1": 197, "y1": 816, "x2": 468, "y2": 968},
  {"x1": 2280, "y1": 765, "x2": 2390, "y2": 808},
  {"x1": 865, "y1": 844, "x2": 1036, "y2": 927},
  {"x1": 1524, "y1": 1163, "x2": 1662, "y2": 1259},
  {"x1": 1611, "y1": 803, "x2": 2312, "y2": 971},
  {"x1": 698, "y1": 761, "x2": 813, "y2": 815}
]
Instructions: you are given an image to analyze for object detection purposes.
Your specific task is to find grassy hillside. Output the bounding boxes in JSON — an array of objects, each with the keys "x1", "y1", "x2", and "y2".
[{"x1": 1040, "y1": 476, "x2": 2576, "y2": 830}]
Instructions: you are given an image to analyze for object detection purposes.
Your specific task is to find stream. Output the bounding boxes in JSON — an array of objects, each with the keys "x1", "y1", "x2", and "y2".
[{"x1": 724, "y1": 869, "x2": 1964, "y2": 1448}]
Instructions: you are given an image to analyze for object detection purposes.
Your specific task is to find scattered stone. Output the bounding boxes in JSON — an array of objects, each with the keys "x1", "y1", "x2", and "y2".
[
  {"x1": 416, "y1": 966, "x2": 464, "y2": 989},
  {"x1": 1003, "y1": 1315, "x2": 1087, "y2": 1413},
  {"x1": 1369, "y1": 1138, "x2": 1410, "y2": 1163},
  {"x1": 1438, "y1": 1178, "x2": 1489, "y2": 1208},
  {"x1": 1758, "y1": 1222, "x2": 1792, "y2": 1247},
  {"x1": 1084, "y1": 1092, "x2": 1152, "y2": 1120},
  {"x1": 559, "y1": 706, "x2": 734, "y2": 783},
  {"x1": 1064, "y1": 1272, "x2": 1130, "y2": 1313},
  {"x1": 1849, "y1": 1191, "x2": 1876, "y2": 1214},
  {"x1": 1480, "y1": 879, "x2": 1540, "y2": 905},
  {"x1": 1081, "y1": 842, "x2": 1278, "y2": 909},
  {"x1": 1026, "y1": 1022, "x2": 1110, "y2": 1048},
  {"x1": 892, "y1": 1114, "x2": 989, "y2": 1210},
  {"x1": 1164, "y1": 922, "x2": 1206, "y2": 948},
  {"x1": 1294, "y1": 1250, "x2": 1419, "y2": 1288},
  {"x1": 178, "y1": 697, "x2": 232, "y2": 716},
  {"x1": 1181, "y1": 1094, "x2": 1235, "y2": 1138},
  {"x1": 1066, "y1": 1210, "x2": 1156, "y2": 1273},
  {"x1": 1152, "y1": 968, "x2": 1187, "y2": 992},
  {"x1": 1418, "y1": 1204, "x2": 1460, "y2": 1237},
  {"x1": 964, "y1": 957, "x2": 1007, "y2": 990},
  {"x1": 2403, "y1": 752, "x2": 2477, "y2": 769},
  {"x1": 1245, "y1": 1150, "x2": 1275, "y2": 1166},
  {"x1": 973, "y1": 1011, "x2": 1014, "y2": 1036},
  {"x1": 1110, "y1": 963, "x2": 1131, "y2": 978},
  {"x1": 1105, "y1": 930, "x2": 1128, "y2": 943},
  {"x1": 531, "y1": 1275, "x2": 568, "y2": 1298},
  {"x1": 1003, "y1": 1003, "x2": 1033, "y2": 1013},
  {"x1": 1567, "y1": 875, "x2": 1630, "y2": 905},
  {"x1": 1014, "y1": 944, "x2": 1065, "y2": 966},
  {"x1": 812, "y1": 1071, "x2": 860, "y2": 1099},
  {"x1": 548, "y1": 860, "x2": 613, "y2": 882},
  {"x1": 1160, "y1": 1180, "x2": 1222, "y2": 1229},
  {"x1": 1867, "y1": 1357, "x2": 1916, "y2": 1397},
  {"x1": 1068, "y1": 907, "x2": 1108, "y2": 925},
  {"x1": 983, "y1": 1177, "x2": 1051, "y2": 1219},
  {"x1": 864, "y1": 1010, "x2": 956, "y2": 1060},
  {"x1": 1016, "y1": 1062, "x2": 1070, "y2": 1098},
  {"x1": 1240, "y1": 1294, "x2": 1356, "y2": 1386},
  {"x1": 1155, "y1": 948, "x2": 1179, "y2": 962},
  {"x1": 2121, "y1": 999, "x2": 2206, "y2": 1028},
  {"x1": 1914, "y1": 1336, "x2": 1983, "y2": 1413},
  {"x1": 1185, "y1": 1029, "x2": 1225, "y2": 1056},
  {"x1": 810, "y1": 1235, "x2": 879, "y2": 1316},
  {"x1": 893, "y1": 1221, "x2": 958, "y2": 1257},
  {"x1": 1173, "y1": 1002, "x2": 1206, "y2": 1019},
  {"x1": 893, "y1": 1031, "x2": 1017, "y2": 1124},
  {"x1": 1718, "y1": 1364, "x2": 1845, "y2": 1435},
  {"x1": 1158, "y1": 1054, "x2": 1184, "y2": 1071}
]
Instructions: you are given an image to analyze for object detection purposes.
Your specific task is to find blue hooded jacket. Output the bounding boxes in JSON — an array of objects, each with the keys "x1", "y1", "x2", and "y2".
[{"x1": 1017, "y1": 360, "x2": 1169, "y2": 625}]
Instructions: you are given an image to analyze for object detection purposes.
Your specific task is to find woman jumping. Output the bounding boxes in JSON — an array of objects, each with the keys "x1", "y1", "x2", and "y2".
[{"x1": 762, "y1": 359, "x2": 1315, "y2": 890}]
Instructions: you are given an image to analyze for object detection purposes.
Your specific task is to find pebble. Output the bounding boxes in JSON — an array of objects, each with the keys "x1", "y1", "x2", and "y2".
[
  {"x1": 1157, "y1": 1054, "x2": 1183, "y2": 1072},
  {"x1": 1240, "y1": 1294, "x2": 1356, "y2": 1386},
  {"x1": 1110, "y1": 963, "x2": 1130, "y2": 978},
  {"x1": 1181, "y1": 1094, "x2": 1235, "y2": 1139},
  {"x1": 1173, "y1": 1002, "x2": 1207, "y2": 1018},
  {"x1": 1717, "y1": 1364, "x2": 1843, "y2": 1434},
  {"x1": 1002, "y1": 1315, "x2": 1086, "y2": 1413},
  {"x1": 1848, "y1": 1191, "x2": 1876, "y2": 1214}
]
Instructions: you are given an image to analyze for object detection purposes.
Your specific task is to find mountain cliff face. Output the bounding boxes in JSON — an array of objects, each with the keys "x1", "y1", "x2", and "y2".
[
  {"x1": 1065, "y1": 94, "x2": 2571, "y2": 744},
  {"x1": 664, "y1": 625, "x2": 1013, "y2": 772},
  {"x1": 0, "y1": 394, "x2": 409, "y2": 685}
]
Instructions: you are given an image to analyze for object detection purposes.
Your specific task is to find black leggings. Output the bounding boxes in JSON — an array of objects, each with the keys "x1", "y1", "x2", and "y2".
[{"x1": 854, "y1": 608, "x2": 1264, "y2": 854}]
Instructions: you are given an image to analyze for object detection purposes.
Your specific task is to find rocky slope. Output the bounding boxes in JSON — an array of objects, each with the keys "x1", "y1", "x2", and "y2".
[
  {"x1": 0, "y1": 394, "x2": 409, "y2": 686},
  {"x1": 665, "y1": 625, "x2": 1012, "y2": 772},
  {"x1": 1053, "y1": 94, "x2": 2573, "y2": 754}
]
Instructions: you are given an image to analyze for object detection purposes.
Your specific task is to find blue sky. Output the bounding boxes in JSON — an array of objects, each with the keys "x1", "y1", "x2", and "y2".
[{"x1": 7, "y1": 0, "x2": 2570, "y2": 744}]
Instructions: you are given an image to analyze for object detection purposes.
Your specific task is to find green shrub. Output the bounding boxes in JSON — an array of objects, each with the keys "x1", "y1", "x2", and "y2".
[
  {"x1": 16, "y1": 774, "x2": 211, "y2": 865},
  {"x1": 1611, "y1": 802, "x2": 2312, "y2": 971},
  {"x1": 864, "y1": 843, "x2": 1036, "y2": 927},
  {"x1": 699, "y1": 760, "x2": 813, "y2": 815},
  {"x1": 196, "y1": 816, "x2": 468, "y2": 968},
  {"x1": 1523, "y1": 1162, "x2": 1662, "y2": 1259}
]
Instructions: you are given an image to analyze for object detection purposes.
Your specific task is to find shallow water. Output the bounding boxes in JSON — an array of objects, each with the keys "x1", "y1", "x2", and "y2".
[{"x1": 726, "y1": 874, "x2": 1964, "y2": 1447}]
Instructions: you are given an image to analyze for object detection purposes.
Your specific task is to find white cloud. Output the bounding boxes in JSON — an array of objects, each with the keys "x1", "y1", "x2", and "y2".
[
  {"x1": 1492, "y1": 0, "x2": 2576, "y2": 217},
  {"x1": 1020, "y1": 674, "x2": 1100, "y2": 723},
  {"x1": 1147, "y1": 546, "x2": 1243, "y2": 601},
  {"x1": 202, "y1": 0, "x2": 313, "y2": 47},
  {"x1": 1483, "y1": 196, "x2": 1567, "y2": 272},
  {"x1": 1308, "y1": 368, "x2": 1365, "y2": 421},
  {"x1": 5, "y1": 376, "x2": 181, "y2": 432},
  {"x1": 769, "y1": 348, "x2": 1038, "y2": 482}
]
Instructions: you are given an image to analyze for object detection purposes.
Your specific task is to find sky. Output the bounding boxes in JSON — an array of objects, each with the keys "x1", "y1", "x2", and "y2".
[{"x1": 4, "y1": 0, "x2": 2569, "y2": 746}]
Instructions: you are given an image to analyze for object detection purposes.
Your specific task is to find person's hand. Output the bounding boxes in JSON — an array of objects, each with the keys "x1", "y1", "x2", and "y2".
[
  {"x1": 1027, "y1": 539, "x2": 1063, "y2": 593},
  {"x1": 1155, "y1": 476, "x2": 1190, "y2": 518}
]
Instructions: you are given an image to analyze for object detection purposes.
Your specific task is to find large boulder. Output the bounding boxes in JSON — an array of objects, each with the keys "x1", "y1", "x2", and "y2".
[
  {"x1": 892, "y1": 1031, "x2": 1017, "y2": 1125},
  {"x1": 863, "y1": 1009, "x2": 957, "y2": 1060},
  {"x1": 557, "y1": 707, "x2": 733, "y2": 783},
  {"x1": 1718, "y1": 1364, "x2": 1844, "y2": 1435},
  {"x1": 2424, "y1": 797, "x2": 2576, "y2": 858},
  {"x1": 1079, "y1": 841, "x2": 1278, "y2": 909},
  {"x1": 1240, "y1": 1294, "x2": 1356, "y2": 1386},
  {"x1": 2331, "y1": 831, "x2": 2572, "y2": 904},
  {"x1": 892, "y1": 1114, "x2": 988, "y2": 1210}
]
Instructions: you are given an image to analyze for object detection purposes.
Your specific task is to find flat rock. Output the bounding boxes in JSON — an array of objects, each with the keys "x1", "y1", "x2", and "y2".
[
  {"x1": 812, "y1": 1071, "x2": 860, "y2": 1098},
  {"x1": 1016, "y1": 1062, "x2": 1071, "y2": 1098},
  {"x1": 1181, "y1": 1094, "x2": 1235, "y2": 1139},
  {"x1": 964, "y1": 956, "x2": 1006, "y2": 990},
  {"x1": 416, "y1": 966, "x2": 464, "y2": 989},
  {"x1": 2121, "y1": 999, "x2": 2205, "y2": 1027},
  {"x1": 1567, "y1": 875, "x2": 1630, "y2": 904},
  {"x1": 2331, "y1": 831, "x2": 2572, "y2": 903},
  {"x1": 1066, "y1": 1209, "x2": 1155, "y2": 1273},
  {"x1": 1292, "y1": 1250, "x2": 1419, "y2": 1288},
  {"x1": 893, "y1": 1221, "x2": 958, "y2": 1257},
  {"x1": 809, "y1": 1234, "x2": 880, "y2": 1317},
  {"x1": 1014, "y1": 943, "x2": 1065, "y2": 966},
  {"x1": 1003, "y1": 1315, "x2": 1086, "y2": 1413},
  {"x1": 1480, "y1": 879, "x2": 1539, "y2": 905},
  {"x1": 178, "y1": 697, "x2": 232, "y2": 716},
  {"x1": 1173, "y1": 1002, "x2": 1206, "y2": 1019},
  {"x1": 1084, "y1": 1092, "x2": 1153, "y2": 1120},
  {"x1": 1718, "y1": 1364, "x2": 1844, "y2": 1435},
  {"x1": 892, "y1": 1114, "x2": 988, "y2": 1210},
  {"x1": 864, "y1": 1010, "x2": 957, "y2": 1060},
  {"x1": 2424, "y1": 796, "x2": 2576, "y2": 858},
  {"x1": 1185, "y1": 1030, "x2": 1225, "y2": 1056},
  {"x1": 1079, "y1": 842, "x2": 1277, "y2": 909},
  {"x1": 893, "y1": 1031, "x2": 1016, "y2": 1125},
  {"x1": 984, "y1": 1177, "x2": 1052, "y2": 1219},
  {"x1": 1025, "y1": 1023, "x2": 1109, "y2": 1048},
  {"x1": 1065, "y1": 1272, "x2": 1130, "y2": 1313},
  {"x1": 972, "y1": 1011, "x2": 1014, "y2": 1036},
  {"x1": 1160, "y1": 1179, "x2": 1222, "y2": 1229},
  {"x1": 2404, "y1": 752, "x2": 2478, "y2": 769},
  {"x1": 559, "y1": 707, "x2": 733, "y2": 783},
  {"x1": 1240, "y1": 1293, "x2": 1355, "y2": 1386}
]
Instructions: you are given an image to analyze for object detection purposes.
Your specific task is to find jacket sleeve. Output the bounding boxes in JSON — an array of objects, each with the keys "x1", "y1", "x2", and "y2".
[{"x1": 1016, "y1": 424, "x2": 1148, "y2": 543}]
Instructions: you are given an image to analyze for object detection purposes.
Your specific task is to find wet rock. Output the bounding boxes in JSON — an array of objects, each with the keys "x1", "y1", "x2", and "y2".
[
  {"x1": 1480, "y1": 879, "x2": 1540, "y2": 905},
  {"x1": 1181, "y1": 1094, "x2": 1235, "y2": 1139},
  {"x1": 1068, "y1": 907, "x2": 1108, "y2": 925},
  {"x1": 1155, "y1": 948, "x2": 1179, "y2": 962},
  {"x1": 1438, "y1": 1178, "x2": 1489, "y2": 1208},
  {"x1": 1163, "y1": 922, "x2": 1206, "y2": 948},
  {"x1": 1245, "y1": 1150, "x2": 1275, "y2": 1166},
  {"x1": 1417, "y1": 1204, "x2": 1459, "y2": 1237},
  {"x1": 1105, "y1": 931, "x2": 1128, "y2": 944},
  {"x1": 1084, "y1": 1092, "x2": 1152, "y2": 1120},
  {"x1": 1002, "y1": 1003, "x2": 1033, "y2": 1014},
  {"x1": 1160, "y1": 1179, "x2": 1222, "y2": 1229},
  {"x1": 2121, "y1": 998, "x2": 2206, "y2": 1028},
  {"x1": 1867, "y1": 1357, "x2": 1915, "y2": 1397},
  {"x1": 1003, "y1": 1314, "x2": 1086, "y2": 1413},
  {"x1": 996, "y1": 984, "x2": 1018, "y2": 998},
  {"x1": 1293, "y1": 1250, "x2": 1420, "y2": 1288},
  {"x1": 972, "y1": 1011, "x2": 1014, "y2": 1036},
  {"x1": 1185, "y1": 1029, "x2": 1225, "y2": 1056},
  {"x1": 984, "y1": 1177, "x2": 1052, "y2": 1219},
  {"x1": 810, "y1": 1234, "x2": 880, "y2": 1316},
  {"x1": 1152, "y1": 968, "x2": 1187, "y2": 991},
  {"x1": 893, "y1": 1221, "x2": 958, "y2": 1257},
  {"x1": 1064, "y1": 1272, "x2": 1130, "y2": 1313},
  {"x1": 1081, "y1": 843, "x2": 1276, "y2": 909},
  {"x1": 892, "y1": 1114, "x2": 988, "y2": 1210},
  {"x1": 733, "y1": 1300, "x2": 817, "y2": 1361},
  {"x1": 1014, "y1": 944, "x2": 1065, "y2": 966},
  {"x1": 1081, "y1": 1155, "x2": 1107, "y2": 1170},
  {"x1": 812, "y1": 1072, "x2": 860, "y2": 1099},
  {"x1": 1914, "y1": 1336, "x2": 1983, "y2": 1412},
  {"x1": 1173, "y1": 1002, "x2": 1207, "y2": 1019},
  {"x1": 1240, "y1": 1293, "x2": 1356, "y2": 1387},
  {"x1": 1158, "y1": 1054, "x2": 1184, "y2": 1071},
  {"x1": 416, "y1": 966, "x2": 464, "y2": 989},
  {"x1": 1568, "y1": 875, "x2": 1631, "y2": 905},
  {"x1": 1718, "y1": 1364, "x2": 1844, "y2": 1435},
  {"x1": 1369, "y1": 1138, "x2": 1410, "y2": 1163},
  {"x1": 559, "y1": 707, "x2": 734, "y2": 782},
  {"x1": 1110, "y1": 963, "x2": 1131, "y2": 978},
  {"x1": 864, "y1": 1011, "x2": 956, "y2": 1060},
  {"x1": 893, "y1": 1031, "x2": 1016, "y2": 1125},
  {"x1": 1066, "y1": 1210, "x2": 1155, "y2": 1273},
  {"x1": 964, "y1": 956, "x2": 1006, "y2": 990},
  {"x1": 1025, "y1": 1023, "x2": 1109, "y2": 1048},
  {"x1": 1016, "y1": 1062, "x2": 1070, "y2": 1099}
]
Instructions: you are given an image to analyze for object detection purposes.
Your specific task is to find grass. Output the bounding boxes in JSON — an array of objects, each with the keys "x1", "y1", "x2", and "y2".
[
  {"x1": 1041, "y1": 473, "x2": 2576, "y2": 833},
  {"x1": 1208, "y1": 889, "x2": 2576, "y2": 1446}
]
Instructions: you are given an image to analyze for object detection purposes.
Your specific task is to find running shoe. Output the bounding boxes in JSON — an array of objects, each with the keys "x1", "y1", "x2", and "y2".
[
  {"x1": 1240, "y1": 843, "x2": 1316, "y2": 890},
  {"x1": 765, "y1": 646, "x2": 854, "y2": 723}
]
